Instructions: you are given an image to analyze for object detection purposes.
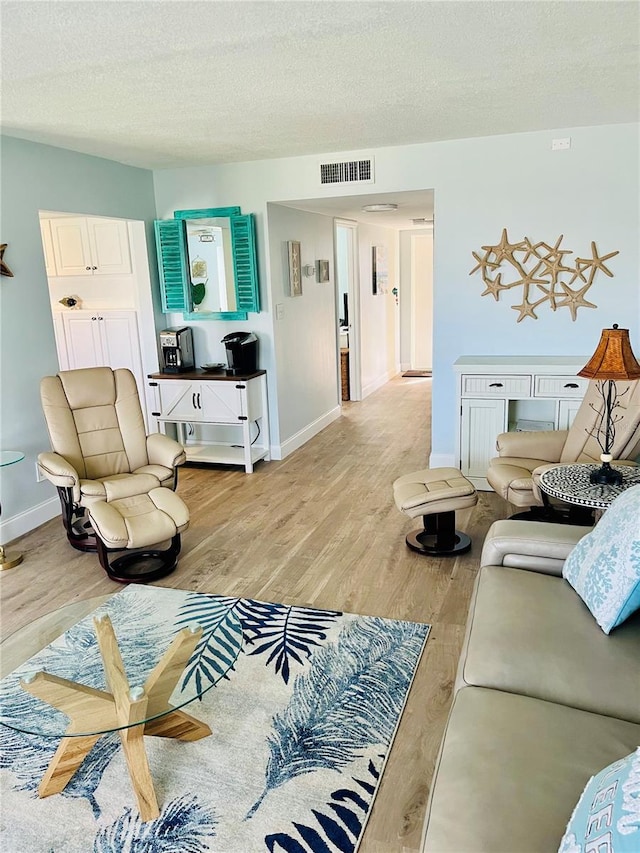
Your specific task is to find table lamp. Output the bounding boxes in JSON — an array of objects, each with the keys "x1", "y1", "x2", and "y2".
[{"x1": 578, "y1": 324, "x2": 640, "y2": 485}]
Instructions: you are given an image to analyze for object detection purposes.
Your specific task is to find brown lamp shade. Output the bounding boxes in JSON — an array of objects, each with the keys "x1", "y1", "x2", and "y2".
[{"x1": 578, "y1": 325, "x2": 640, "y2": 380}]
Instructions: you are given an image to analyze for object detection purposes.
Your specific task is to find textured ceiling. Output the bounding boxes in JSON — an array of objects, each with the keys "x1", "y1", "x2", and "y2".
[{"x1": 1, "y1": 1, "x2": 638, "y2": 170}]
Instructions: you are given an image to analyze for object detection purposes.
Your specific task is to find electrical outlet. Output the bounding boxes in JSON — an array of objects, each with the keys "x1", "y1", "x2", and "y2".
[
  {"x1": 276, "y1": 303, "x2": 285, "y2": 320},
  {"x1": 551, "y1": 137, "x2": 571, "y2": 151},
  {"x1": 35, "y1": 461, "x2": 45, "y2": 482}
]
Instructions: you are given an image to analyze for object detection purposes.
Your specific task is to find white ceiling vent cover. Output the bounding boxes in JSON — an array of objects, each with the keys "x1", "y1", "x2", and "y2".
[{"x1": 319, "y1": 158, "x2": 374, "y2": 185}]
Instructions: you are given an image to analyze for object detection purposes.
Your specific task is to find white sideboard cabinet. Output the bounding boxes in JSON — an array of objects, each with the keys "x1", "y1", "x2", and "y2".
[
  {"x1": 148, "y1": 370, "x2": 270, "y2": 473},
  {"x1": 48, "y1": 217, "x2": 131, "y2": 276},
  {"x1": 454, "y1": 356, "x2": 589, "y2": 490}
]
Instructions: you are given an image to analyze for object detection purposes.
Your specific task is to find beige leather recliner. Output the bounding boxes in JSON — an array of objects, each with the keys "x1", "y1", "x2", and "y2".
[
  {"x1": 38, "y1": 367, "x2": 189, "y2": 581},
  {"x1": 486, "y1": 379, "x2": 640, "y2": 510}
]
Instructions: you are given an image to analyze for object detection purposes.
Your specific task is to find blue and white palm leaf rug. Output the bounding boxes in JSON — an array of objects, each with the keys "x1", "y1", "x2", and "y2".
[{"x1": 0, "y1": 585, "x2": 429, "y2": 853}]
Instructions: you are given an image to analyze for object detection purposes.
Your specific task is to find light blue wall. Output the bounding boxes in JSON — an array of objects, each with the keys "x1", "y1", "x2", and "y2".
[
  {"x1": 154, "y1": 123, "x2": 639, "y2": 464},
  {"x1": 0, "y1": 136, "x2": 157, "y2": 526}
]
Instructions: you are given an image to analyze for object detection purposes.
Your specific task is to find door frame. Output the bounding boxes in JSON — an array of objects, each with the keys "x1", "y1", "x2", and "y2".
[{"x1": 333, "y1": 218, "x2": 362, "y2": 401}]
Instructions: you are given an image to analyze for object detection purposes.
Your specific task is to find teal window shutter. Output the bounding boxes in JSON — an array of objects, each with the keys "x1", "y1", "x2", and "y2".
[
  {"x1": 154, "y1": 219, "x2": 189, "y2": 313},
  {"x1": 231, "y1": 214, "x2": 260, "y2": 314}
]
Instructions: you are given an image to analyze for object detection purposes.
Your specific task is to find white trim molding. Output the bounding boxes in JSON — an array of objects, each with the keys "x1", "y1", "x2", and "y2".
[
  {"x1": 1, "y1": 496, "x2": 60, "y2": 544},
  {"x1": 275, "y1": 406, "x2": 342, "y2": 460}
]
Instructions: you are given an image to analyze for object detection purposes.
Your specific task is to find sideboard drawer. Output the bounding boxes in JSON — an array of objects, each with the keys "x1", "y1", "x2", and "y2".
[
  {"x1": 461, "y1": 374, "x2": 531, "y2": 397},
  {"x1": 534, "y1": 375, "x2": 588, "y2": 398}
]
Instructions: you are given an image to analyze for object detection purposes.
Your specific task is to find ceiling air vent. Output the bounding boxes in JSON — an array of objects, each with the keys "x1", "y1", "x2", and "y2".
[{"x1": 320, "y1": 158, "x2": 374, "y2": 185}]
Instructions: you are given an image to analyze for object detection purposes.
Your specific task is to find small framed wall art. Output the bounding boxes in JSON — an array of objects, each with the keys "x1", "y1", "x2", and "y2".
[
  {"x1": 316, "y1": 259, "x2": 330, "y2": 283},
  {"x1": 287, "y1": 240, "x2": 302, "y2": 296}
]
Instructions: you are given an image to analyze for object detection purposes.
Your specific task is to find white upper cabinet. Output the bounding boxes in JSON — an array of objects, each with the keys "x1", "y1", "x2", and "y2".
[
  {"x1": 49, "y1": 217, "x2": 131, "y2": 276},
  {"x1": 40, "y1": 219, "x2": 57, "y2": 277}
]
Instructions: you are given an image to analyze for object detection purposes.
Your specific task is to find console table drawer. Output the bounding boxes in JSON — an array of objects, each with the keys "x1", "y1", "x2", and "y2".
[
  {"x1": 534, "y1": 375, "x2": 588, "y2": 398},
  {"x1": 461, "y1": 374, "x2": 531, "y2": 397}
]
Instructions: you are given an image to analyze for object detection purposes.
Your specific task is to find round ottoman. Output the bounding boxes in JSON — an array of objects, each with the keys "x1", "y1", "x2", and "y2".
[
  {"x1": 88, "y1": 488, "x2": 190, "y2": 582},
  {"x1": 393, "y1": 467, "x2": 478, "y2": 556}
]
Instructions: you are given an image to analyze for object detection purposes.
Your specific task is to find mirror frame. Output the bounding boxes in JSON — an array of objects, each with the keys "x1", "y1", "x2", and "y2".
[{"x1": 154, "y1": 206, "x2": 260, "y2": 321}]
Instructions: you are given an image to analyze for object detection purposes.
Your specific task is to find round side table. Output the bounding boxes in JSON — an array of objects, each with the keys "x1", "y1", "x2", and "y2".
[
  {"x1": 539, "y1": 463, "x2": 640, "y2": 519},
  {"x1": 0, "y1": 450, "x2": 26, "y2": 570}
]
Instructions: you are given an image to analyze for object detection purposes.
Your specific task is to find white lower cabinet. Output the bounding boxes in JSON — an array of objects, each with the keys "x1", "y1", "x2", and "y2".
[
  {"x1": 149, "y1": 371, "x2": 270, "y2": 473},
  {"x1": 57, "y1": 310, "x2": 145, "y2": 398},
  {"x1": 454, "y1": 356, "x2": 589, "y2": 490}
]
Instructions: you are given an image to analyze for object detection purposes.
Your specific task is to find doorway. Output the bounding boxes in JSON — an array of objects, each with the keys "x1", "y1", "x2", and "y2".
[{"x1": 334, "y1": 219, "x2": 361, "y2": 402}]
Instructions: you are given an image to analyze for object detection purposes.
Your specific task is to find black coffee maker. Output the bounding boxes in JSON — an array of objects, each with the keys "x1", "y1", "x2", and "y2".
[{"x1": 221, "y1": 332, "x2": 258, "y2": 374}]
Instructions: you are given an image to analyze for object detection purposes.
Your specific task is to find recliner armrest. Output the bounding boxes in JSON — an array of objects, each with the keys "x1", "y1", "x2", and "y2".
[
  {"x1": 146, "y1": 432, "x2": 187, "y2": 469},
  {"x1": 37, "y1": 452, "x2": 80, "y2": 498},
  {"x1": 480, "y1": 519, "x2": 588, "y2": 576},
  {"x1": 495, "y1": 429, "x2": 567, "y2": 461}
]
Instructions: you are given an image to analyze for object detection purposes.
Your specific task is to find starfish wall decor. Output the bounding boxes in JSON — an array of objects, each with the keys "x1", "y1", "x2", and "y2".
[
  {"x1": 469, "y1": 229, "x2": 619, "y2": 322},
  {"x1": 0, "y1": 243, "x2": 14, "y2": 277}
]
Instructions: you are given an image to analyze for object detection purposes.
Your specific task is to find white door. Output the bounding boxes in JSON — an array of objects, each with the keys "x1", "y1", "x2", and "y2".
[
  {"x1": 99, "y1": 311, "x2": 144, "y2": 392},
  {"x1": 50, "y1": 217, "x2": 93, "y2": 276},
  {"x1": 461, "y1": 398, "x2": 507, "y2": 479},
  {"x1": 87, "y1": 218, "x2": 132, "y2": 275},
  {"x1": 410, "y1": 232, "x2": 433, "y2": 370},
  {"x1": 61, "y1": 312, "x2": 104, "y2": 368}
]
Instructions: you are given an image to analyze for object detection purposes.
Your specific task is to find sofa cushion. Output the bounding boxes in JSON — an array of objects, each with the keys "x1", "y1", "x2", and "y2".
[
  {"x1": 421, "y1": 687, "x2": 640, "y2": 853},
  {"x1": 457, "y1": 565, "x2": 640, "y2": 724},
  {"x1": 563, "y1": 485, "x2": 640, "y2": 633},
  {"x1": 558, "y1": 747, "x2": 640, "y2": 853}
]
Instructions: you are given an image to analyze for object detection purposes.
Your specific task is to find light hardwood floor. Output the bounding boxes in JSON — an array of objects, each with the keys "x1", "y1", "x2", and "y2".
[{"x1": 0, "y1": 375, "x2": 509, "y2": 852}]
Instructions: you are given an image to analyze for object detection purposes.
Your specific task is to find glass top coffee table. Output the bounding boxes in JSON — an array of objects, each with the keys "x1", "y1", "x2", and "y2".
[
  {"x1": 0, "y1": 586, "x2": 243, "y2": 821},
  {"x1": 0, "y1": 450, "x2": 25, "y2": 569},
  {"x1": 539, "y1": 463, "x2": 640, "y2": 511}
]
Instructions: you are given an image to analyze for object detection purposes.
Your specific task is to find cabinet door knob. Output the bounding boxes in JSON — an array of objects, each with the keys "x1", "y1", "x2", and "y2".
[
  {"x1": 86, "y1": 266, "x2": 91, "y2": 270},
  {"x1": 489, "y1": 382, "x2": 503, "y2": 388},
  {"x1": 91, "y1": 316, "x2": 97, "y2": 321},
  {"x1": 92, "y1": 266, "x2": 98, "y2": 270},
  {"x1": 564, "y1": 382, "x2": 579, "y2": 388}
]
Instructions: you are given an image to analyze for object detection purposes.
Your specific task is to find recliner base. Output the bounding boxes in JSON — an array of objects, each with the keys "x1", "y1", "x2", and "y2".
[
  {"x1": 406, "y1": 510, "x2": 472, "y2": 557},
  {"x1": 95, "y1": 534, "x2": 181, "y2": 583}
]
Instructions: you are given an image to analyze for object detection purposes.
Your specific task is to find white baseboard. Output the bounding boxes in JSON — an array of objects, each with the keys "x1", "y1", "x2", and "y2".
[
  {"x1": 1, "y1": 496, "x2": 60, "y2": 544},
  {"x1": 361, "y1": 368, "x2": 399, "y2": 399},
  {"x1": 429, "y1": 452, "x2": 457, "y2": 469},
  {"x1": 277, "y1": 406, "x2": 342, "y2": 459}
]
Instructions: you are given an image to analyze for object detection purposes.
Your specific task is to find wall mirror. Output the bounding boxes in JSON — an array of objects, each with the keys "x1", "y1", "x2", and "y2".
[{"x1": 154, "y1": 206, "x2": 260, "y2": 320}]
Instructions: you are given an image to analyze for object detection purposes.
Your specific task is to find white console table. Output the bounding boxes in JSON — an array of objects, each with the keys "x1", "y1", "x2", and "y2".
[
  {"x1": 148, "y1": 370, "x2": 270, "y2": 473},
  {"x1": 454, "y1": 356, "x2": 589, "y2": 490}
]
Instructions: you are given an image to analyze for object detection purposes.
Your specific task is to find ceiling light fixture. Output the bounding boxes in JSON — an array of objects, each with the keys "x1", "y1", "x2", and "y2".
[{"x1": 361, "y1": 203, "x2": 398, "y2": 212}]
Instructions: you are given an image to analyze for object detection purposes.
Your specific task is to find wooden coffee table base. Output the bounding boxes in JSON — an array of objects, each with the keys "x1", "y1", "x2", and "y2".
[{"x1": 20, "y1": 614, "x2": 211, "y2": 822}]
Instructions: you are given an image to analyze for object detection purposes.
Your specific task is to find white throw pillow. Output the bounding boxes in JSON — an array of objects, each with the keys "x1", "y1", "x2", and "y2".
[{"x1": 562, "y1": 484, "x2": 640, "y2": 634}]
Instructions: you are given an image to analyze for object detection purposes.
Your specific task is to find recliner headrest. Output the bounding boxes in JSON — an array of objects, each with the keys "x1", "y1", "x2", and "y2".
[{"x1": 58, "y1": 367, "x2": 116, "y2": 409}]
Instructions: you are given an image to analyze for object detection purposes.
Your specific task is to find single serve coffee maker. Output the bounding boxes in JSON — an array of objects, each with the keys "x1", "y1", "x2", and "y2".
[
  {"x1": 159, "y1": 327, "x2": 195, "y2": 373},
  {"x1": 221, "y1": 332, "x2": 258, "y2": 375}
]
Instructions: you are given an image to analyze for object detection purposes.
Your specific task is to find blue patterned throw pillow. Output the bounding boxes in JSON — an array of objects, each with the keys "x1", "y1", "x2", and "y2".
[
  {"x1": 558, "y1": 748, "x2": 640, "y2": 853},
  {"x1": 562, "y1": 484, "x2": 640, "y2": 634}
]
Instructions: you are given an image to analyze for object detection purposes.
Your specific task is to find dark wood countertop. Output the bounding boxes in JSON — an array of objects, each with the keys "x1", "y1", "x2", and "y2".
[{"x1": 148, "y1": 369, "x2": 266, "y2": 382}]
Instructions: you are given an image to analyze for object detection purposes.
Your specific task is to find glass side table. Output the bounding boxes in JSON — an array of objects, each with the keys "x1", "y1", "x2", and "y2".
[
  {"x1": 0, "y1": 450, "x2": 25, "y2": 569},
  {"x1": 0, "y1": 587, "x2": 243, "y2": 821},
  {"x1": 539, "y1": 463, "x2": 640, "y2": 516}
]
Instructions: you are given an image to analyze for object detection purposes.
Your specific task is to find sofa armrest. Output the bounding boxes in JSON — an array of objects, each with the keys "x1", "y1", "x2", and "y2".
[
  {"x1": 37, "y1": 452, "x2": 79, "y2": 488},
  {"x1": 495, "y1": 429, "x2": 567, "y2": 461},
  {"x1": 146, "y1": 432, "x2": 187, "y2": 469},
  {"x1": 480, "y1": 519, "x2": 589, "y2": 576}
]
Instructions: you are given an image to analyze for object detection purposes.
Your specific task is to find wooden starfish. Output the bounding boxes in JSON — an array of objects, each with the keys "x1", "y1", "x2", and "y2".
[
  {"x1": 510, "y1": 297, "x2": 545, "y2": 322},
  {"x1": 469, "y1": 249, "x2": 499, "y2": 276},
  {"x1": 0, "y1": 244, "x2": 14, "y2": 277},
  {"x1": 482, "y1": 228, "x2": 527, "y2": 264},
  {"x1": 555, "y1": 281, "x2": 598, "y2": 321},
  {"x1": 574, "y1": 241, "x2": 619, "y2": 278},
  {"x1": 480, "y1": 272, "x2": 505, "y2": 301}
]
